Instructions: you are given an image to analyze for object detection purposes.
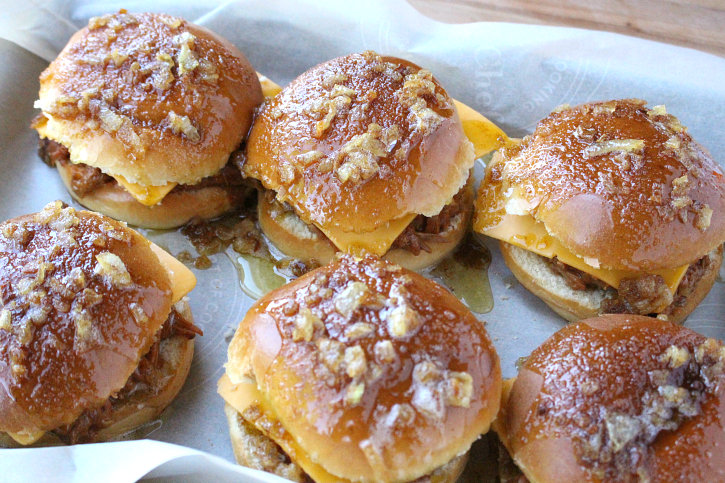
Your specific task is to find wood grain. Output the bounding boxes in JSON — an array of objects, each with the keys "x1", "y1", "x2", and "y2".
[{"x1": 406, "y1": 0, "x2": 725, "y2": 58}]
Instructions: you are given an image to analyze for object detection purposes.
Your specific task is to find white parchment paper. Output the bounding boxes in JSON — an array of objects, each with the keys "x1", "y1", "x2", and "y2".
[{"x1": 0, "y1": 0, "x2": 724, "y2": 481}]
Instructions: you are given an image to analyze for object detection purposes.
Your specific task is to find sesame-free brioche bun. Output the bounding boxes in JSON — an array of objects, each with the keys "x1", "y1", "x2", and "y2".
[
  {"x1": 223, "y1": 255, "x2": 501, "y2": 483},
  {"x1": 492, "y1": 99, "x2": 725, "y2": 272},
  {"x1": 0, "y1": 202, "x2": 195, "y2": 444},
  {"x1": 244, "y1": 50, "x2": 474, "y2": 235},
  {"x1": 256, "y1": 177, "x2": 474, "y2": 271},
  {"x1": 497, "y1": 315, "x2": 725, "y2": 483},
  {"x1": 34, "y1": 12, "x2": 262, "y2": 188},
  {"x1": 57, "y1": 162, "x2": 253, "y2": 230},
  {"x1": 499, "y1": 242, "x2": 723, "y2": 324}
]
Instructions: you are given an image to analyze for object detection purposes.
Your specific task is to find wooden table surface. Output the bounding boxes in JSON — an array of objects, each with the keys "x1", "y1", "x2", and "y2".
[{"x1": 406, "y1": 0, "x2": 725, "y2": 58}]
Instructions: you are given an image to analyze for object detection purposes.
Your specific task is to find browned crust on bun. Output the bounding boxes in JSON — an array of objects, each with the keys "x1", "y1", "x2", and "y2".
[
  {"x1": 501, "y1": 315, "x2": 725, "y2": 483},
  {"x1": 0, "y1": 202, "x2": 174, "y2": 436},
  {"x1": 256, "y1": 180, "x2": 473, "y2": 271},
  {"x1": 34, "y1": 12, "x2": 262, "y2": 187},
  {"x1": 244, "y1": 50, "x2": 474, "y2": 235},
  {"x1": 57, "y1": 162, "x2": 254, "y2": 229},
  {"x1": 477, "y1": 100, "x2": 725, "y2": 272},
  {"x1": 226, "y1": 254, "x2": 501, "y2": 483},
  {"x1": 500, "y1": 241, "x2": 722, "y2": 324}
]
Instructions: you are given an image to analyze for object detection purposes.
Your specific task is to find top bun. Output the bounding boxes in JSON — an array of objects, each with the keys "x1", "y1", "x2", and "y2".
[
  {"x1": 227, "y1": 254, "x2": 501, "y2": 483},
  {"x1": 499, "y1": 99, "x2": 725, "y2": 271},
  {"x1": 244, "y1": 51, "x2": 474, "y2": 234},
  {"x1": 501, "y1": 314, "x2": 725, "y2": 483},
  {"x1": 35, "y1": 12, "x2": 262, "y2": 187},
  {"x1": 0, "y1": 202, "x2": 172, "y2": 435}
]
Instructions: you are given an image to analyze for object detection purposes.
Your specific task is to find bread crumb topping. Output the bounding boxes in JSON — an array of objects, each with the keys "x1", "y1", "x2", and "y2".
[
  {"x1": 397, "y1": 70, "x2": 444, "y2": 135},
  {"x1": 335, "y1": 123, "x2": 400, "y2": 184},
  {"x1": 334, "y1": 281, "x2": 372, "y2": 318},
  {"x1": 94, "y1": 252, "x2": 133, "y2": 288},
  {"x1": 583, "y1": 139, "x2": 645, "y2": 159},
  {"x1": 411, "y1": 360, "x2": 473, "y2": 419},
  {"x1": 167, "y1": 111, "x2": 201, "y2": 143}
]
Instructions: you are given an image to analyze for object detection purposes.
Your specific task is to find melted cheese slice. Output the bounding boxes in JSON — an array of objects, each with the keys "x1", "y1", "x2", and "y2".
[
  {"x1": 7, "y1": 430, "x2": 45, "y2": 445},
  {"x1": 453, "y1": 99, "x2": 508, "y2": 158},
  {"x1": 218, "y1": 373, "x2": 351, "y2": 483},
  {"x1": 150, "y1": 243, "x2": 197, "y2": 304},
  {"x1": 256, "y1": 72, "x2": 283, "y2": 100},
  {"x1": 114, "y1": 174, "x2": 177, "y2": 207},
  {"x1": 484, "y1": 212, "x2": 688, "y2": 293},
  {"x1": 318, "y1": 213, "x2": 417, "y2": 257}
]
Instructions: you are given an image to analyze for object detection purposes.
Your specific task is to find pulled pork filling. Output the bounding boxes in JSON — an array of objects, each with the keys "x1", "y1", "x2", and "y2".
[
  {"x1": 391, "y1": 187, "x2": 467, "y2": 255},
  {"x1": 52, "y1": 307, "x2": 203, "y2": 445},
  {"x1": 541, "y1": 250, "x2": 719, "y2": 316},
  {"x1": 38, "y1": 138, "x2": 247, "y2": 198}
]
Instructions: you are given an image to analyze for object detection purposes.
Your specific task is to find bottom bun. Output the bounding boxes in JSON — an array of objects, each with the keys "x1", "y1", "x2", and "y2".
[
  {"x1": 224, "y1": 403, "x2": 469, "y2": 483},
  {"x1": 0, "y1": 300, "x2": 196, "y2": 447},
  {"x1": 500, "y1": 241, "x2": 722, "y2": 324},
  {"x1": 258, "y1": 180, "x2": 473, "y2": 272},
  {"x1": 58, "y1": 163, "x2": 253, "y2": 230}
]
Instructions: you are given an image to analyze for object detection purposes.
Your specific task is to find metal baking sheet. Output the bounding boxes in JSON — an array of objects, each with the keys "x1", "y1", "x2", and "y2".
[{"x1": 0, "y1": 0, "x2": 724, "y2": 481}]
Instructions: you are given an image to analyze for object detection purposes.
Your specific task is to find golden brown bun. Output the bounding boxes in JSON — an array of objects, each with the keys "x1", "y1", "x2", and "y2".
[
  {"x1": 500, "y1": 315, "x2": 725, "y2": 483},
  {"x1": 226, "y1": 254, "x2": 501, "y2": 483},
  {"x1": 0, "y1": 202, "x2": 173, "y2": 436},
  {"x1": 481, "y1": 100, "x2": 725, "y2": 272},
  {"x1": 257, "y1": 179, "x2": 474, "y2": 271},
  {"x1": 245, "y1": 50, "x2": 474, "y2": 234},
  {"x1": 57, "y1": 162, "x2": 254, "y2": 229},
  {"x1": 500, "y1": 241, "x2": 722, "y2": 324},
  {"x1": 35, "y1": 12, "x2": 262, "y2": 187}
]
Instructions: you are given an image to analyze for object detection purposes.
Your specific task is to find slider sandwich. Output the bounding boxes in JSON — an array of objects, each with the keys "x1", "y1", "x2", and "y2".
[
  {"x1": 244, "y1": 51, "x2": 506, "y2": 270},
  {"x1": 32, "y1": 12, "x2": 263, "y2": 229},
  {"x1": 0, "y1": 201, "x2": 199, "y2": 445},
  {"x1": 219, "y1": 254, "x2": 502, "y2": 482},
  {"x1": 475, "y1": 99, "x2": 725, "y2": 323},
  {"x1": 496, "y1": 315, "x2": 725, "y2": 483}
]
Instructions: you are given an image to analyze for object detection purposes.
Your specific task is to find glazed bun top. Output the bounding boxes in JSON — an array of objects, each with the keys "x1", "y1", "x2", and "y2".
[
  {"x1": 487, "y1": 99, "x2": 725, "y2": 271},
  {"x1": 244, "y1": 51, "x2": 474, "y2": 234},
  {"x1": 0, "y1": 202, "x2": 173, "y2": 435},
  {"x1": 227, "y1": 254, "x2": 501, "y2": 483},
  {"x1": 34, "y1": 12, "x2": 262, "y2": 187},
  {"x1": 503, "y1": 315, "x2": 725, "y2": 483}
]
